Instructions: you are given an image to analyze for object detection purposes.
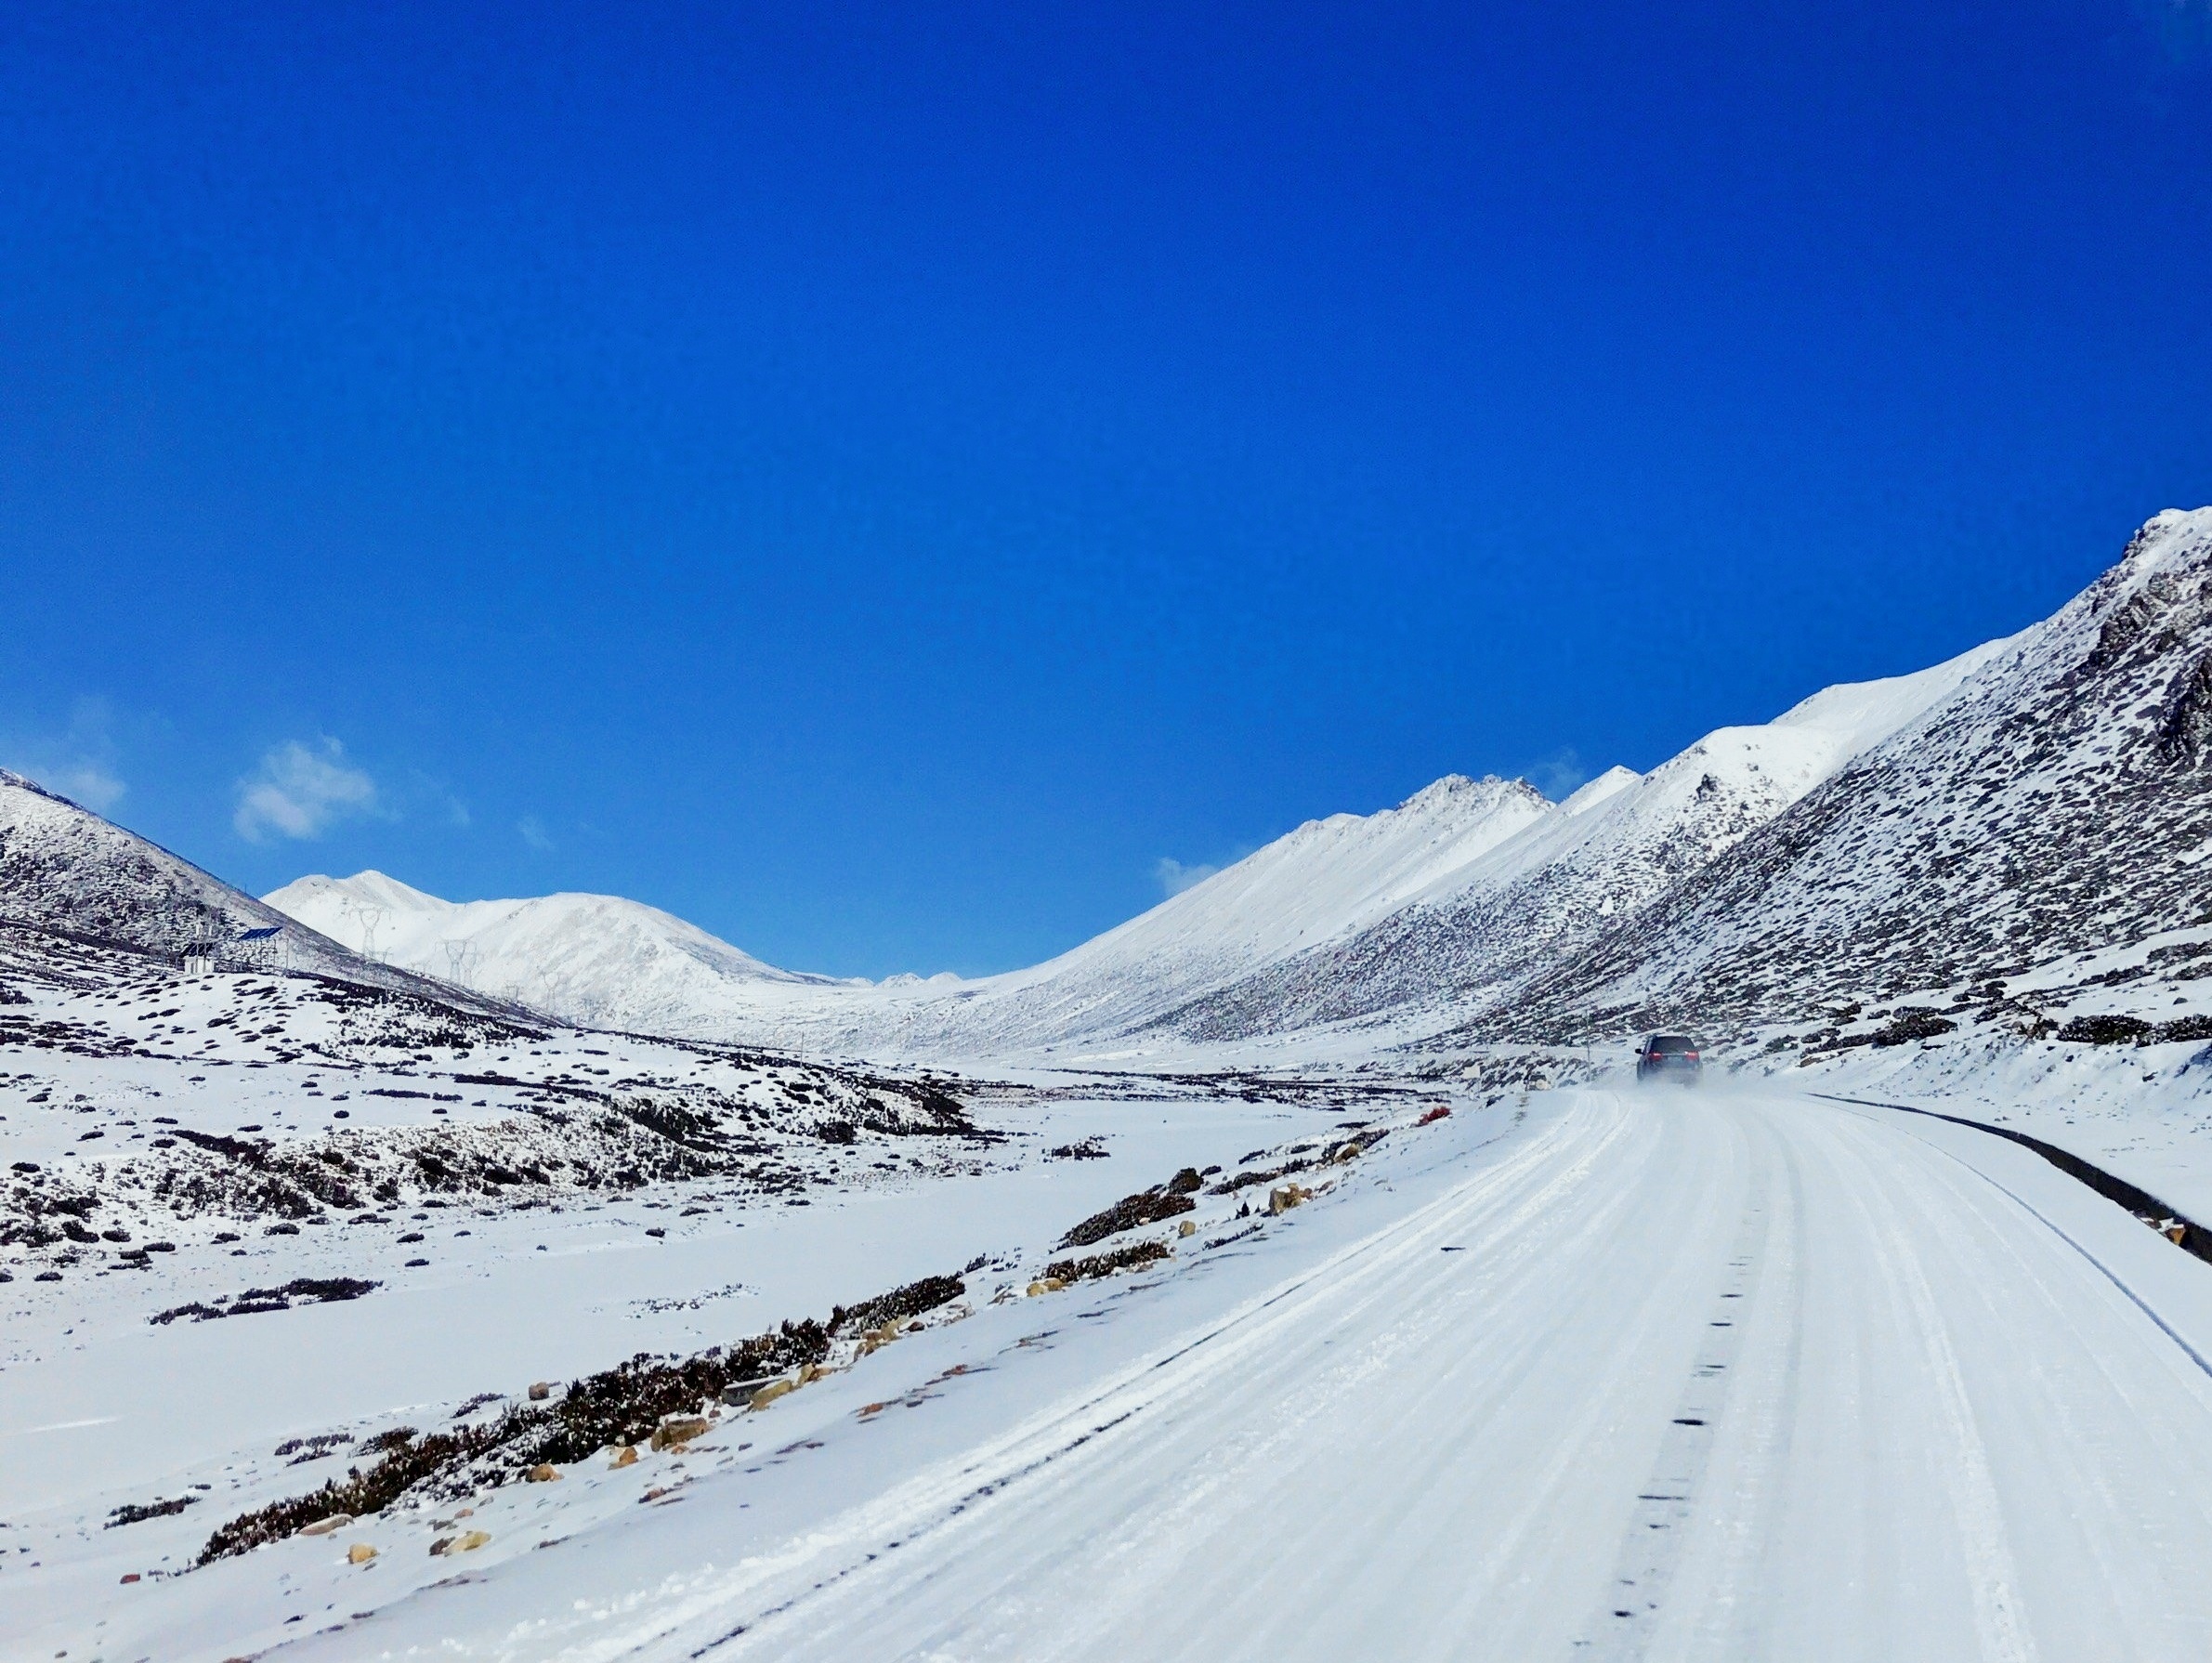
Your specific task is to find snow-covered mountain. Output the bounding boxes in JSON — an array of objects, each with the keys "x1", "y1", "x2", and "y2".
[
  {"x1": 264, "y1": 871, "x2": 856, "y2": 1036},
  {"x1": 271, "y1": 775, "x2": 1551, "y2": 1052},
  {"x1": 789, "y1": 772, "x2": 1554, "y2": 1056},
  {"x1": 1461, "y1": 506, "x2": 2212, "y2": 1043},
  {"x1": 1159, "y1": 630, "x2": 2017, "y2": 1043},
  {"x1": 249, "y1": 508, "x2": 2212, "y2": 1067},
  {"x1": 251, "y1": 630, "x2": 2016, "y2": 1062}
]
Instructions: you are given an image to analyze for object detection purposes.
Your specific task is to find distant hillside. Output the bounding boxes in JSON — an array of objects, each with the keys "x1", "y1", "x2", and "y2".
[{"x1": 265, "y1": 871, "x2": 855, "y2": 1036}]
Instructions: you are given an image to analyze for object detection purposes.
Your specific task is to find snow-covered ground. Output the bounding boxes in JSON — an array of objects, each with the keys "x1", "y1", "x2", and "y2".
[
  {"x1": 20, "y1": 1081, "x2": 2212, "y2": 1661},
  {"x1": 0, "y1": 1067, "x2": 1407, "y2": 1659}
]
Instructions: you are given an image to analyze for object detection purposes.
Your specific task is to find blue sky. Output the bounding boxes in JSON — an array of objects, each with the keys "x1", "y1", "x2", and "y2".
[{"x1": 3, "y1": 1, "x2": 2208, "y2": 977}]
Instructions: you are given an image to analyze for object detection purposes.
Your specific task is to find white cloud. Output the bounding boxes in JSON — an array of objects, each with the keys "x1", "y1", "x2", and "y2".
[
  {"x1": 2, "y1": 698, "x2": 128, "y2": 811},
  {"x1": 518, "y1": 816, "x2": 554, "y2": 851},
  {"x1": 48, "y1": 762, "x2": 127, "y2": 811},
  {"x1": 1155, "y1": 856, "x2": 1221, "y2": 897},
  {"x1": 1528, "y1": 748, "x2": 1590, "y2": 801},
  {"x1": 233, "y1": 739, "x2": 379, "y2": 842}
]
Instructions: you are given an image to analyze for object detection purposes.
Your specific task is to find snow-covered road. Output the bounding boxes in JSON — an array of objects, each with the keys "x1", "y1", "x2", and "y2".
[{"x1": 164, "y1": 1088, "x2": 2212, "y2": 1661}]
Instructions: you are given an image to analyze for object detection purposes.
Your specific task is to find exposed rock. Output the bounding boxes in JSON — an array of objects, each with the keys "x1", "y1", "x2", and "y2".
[{"x1": 649, "y1": 1417, "x2": 709, "y2": 1449}]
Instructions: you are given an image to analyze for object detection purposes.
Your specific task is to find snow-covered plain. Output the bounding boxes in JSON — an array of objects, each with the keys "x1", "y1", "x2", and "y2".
[{"x1": 22, "y1": 1083, "x2": 2212, "y2": 1662}]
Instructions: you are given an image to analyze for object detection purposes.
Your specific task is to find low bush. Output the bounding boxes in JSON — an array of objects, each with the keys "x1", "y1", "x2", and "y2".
[
  {"x1": 1044, "y1": 1240, "x2": 1169, "y2": 1283},
  {"x1": 197, "y1": 1272, "x2": 965, "y2": 1565}
]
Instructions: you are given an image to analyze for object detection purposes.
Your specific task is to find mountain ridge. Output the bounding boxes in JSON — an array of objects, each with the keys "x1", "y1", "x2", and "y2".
[{"x1": 1453, "y1": 505, "x2": 2212, "y2": 1045}]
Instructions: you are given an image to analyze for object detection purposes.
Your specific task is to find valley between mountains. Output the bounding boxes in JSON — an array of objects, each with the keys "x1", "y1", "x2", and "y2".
[{"x1": 6, "y1": 509, "x2": 2212, "y2": 1661}]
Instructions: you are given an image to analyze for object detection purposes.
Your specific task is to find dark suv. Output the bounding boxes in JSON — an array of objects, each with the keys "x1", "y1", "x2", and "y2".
[{"x1": 1635, "y1": 1033, "x2": 1703, "y2": 1084}]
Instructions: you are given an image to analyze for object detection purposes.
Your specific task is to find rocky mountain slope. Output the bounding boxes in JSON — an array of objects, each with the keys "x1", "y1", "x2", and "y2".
[
  {"x1": 266, "y1": 871, "x2": 855, "y2": 1036},
  {"x1": 1460, "y1": 507, "x2": 2212, "y2": 1044}
]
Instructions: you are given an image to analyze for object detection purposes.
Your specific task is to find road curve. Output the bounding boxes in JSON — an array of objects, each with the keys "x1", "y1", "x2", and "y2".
[{"x1": 608, "y1": 1088, "x2": 2212, "y2": 1663}]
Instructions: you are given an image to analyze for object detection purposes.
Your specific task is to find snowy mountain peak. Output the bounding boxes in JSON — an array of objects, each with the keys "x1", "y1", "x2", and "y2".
[
  {"x1": 1561, "y1": 766, "x2": 1642, "y2": 815},
  {"x1": 274, "y1": 870, "x2": 453, "y2": 921},
  {"x1": 264, "y1": 872, "x2": 855, "y2": 1035},
  {"x1": 2116, "y1": 505, "x2": 2212, "y2": 583},
  {"x1": 1396, "y1": 773, "x2": 1547, "y2": 812},
  {"x1": 1145, "y1": 614, "x2": 2027, "y2": 1050}
]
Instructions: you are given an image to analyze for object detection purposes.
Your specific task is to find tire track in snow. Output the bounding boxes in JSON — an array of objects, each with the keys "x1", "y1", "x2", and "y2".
[
  {"x1": 1813, "y1": 1097, "x2": 2212, "y2": 1658},
  {"x1": 1578, "y1": 1106, "x2": 1772, "y2": 1657},
  {"x1": 1791, "y1": 1104, "x2": 2039, "y2": 1663}
]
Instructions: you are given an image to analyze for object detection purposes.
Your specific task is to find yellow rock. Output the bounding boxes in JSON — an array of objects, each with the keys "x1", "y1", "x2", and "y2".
[
  {"x1": 749, "y1": 1378, "x2": 799, "y2": 1412},
  {"x1": 347, "y1": 1542, "x2": 377, "y2": 1565},
  {"x1": 610, "y1": 1445, "x2": 639, "y2": 1469},
  {"x1": 651, "y1": 1416, "x2": 712, "y2": 1448},
  {"x1": 1334, "y1": 1142, "x2": 1363, "y2": 1162},
  {"x1": 296, "y1": 1514, "x2": 351, "y2": 1538},
  {"x1": 452, "y1": 1529, "x2": 491, "y2": 1552},
  {"x1": 526, "y1": 1462, "x2": 561, "y2": 1482},
  {"x1": 528, "y1": 1381, "x2": 552, "y2": 1401},
  {"x1": 1178, "y1": 1220, "x2": 1198, "y2": 1237}
]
